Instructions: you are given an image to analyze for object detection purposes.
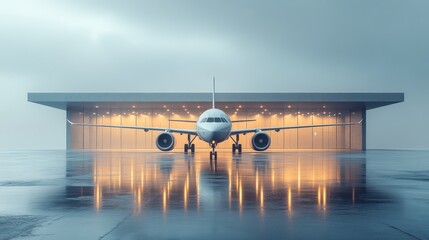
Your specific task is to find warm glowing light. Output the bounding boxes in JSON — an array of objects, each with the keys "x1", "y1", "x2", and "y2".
[
  {"x1": 163, "y1": 188, "x2": 167, "y2": 213},
  {"x1": 163, "y1": 105, "x2": 166, "y2": 108},
  {"x1": 95, "y1": 105, "x2": 99, "y2": 108},
  {"x1": 288, "y1": 105, "x2": 291, "y2": 108},
  {"x1": 260, "y1": 105, "x2": 263, "y2": 108},
  {"x1": 106, "y1": 112, "x2": 110, "y2": 114},
  {"x1": 132, "y1": 105, "x2": 136, "y2": 108},
  {"x1": 197, "y1": 106, "x2": 200, "y2": 108},
  {"x1": 239, "y1": 180, "x2": 243, "y2": 211},
  {"x1": 239, "y1": 105, "x2": 242, "y2": 108},
  {"x1": 323, "y1": 105, "x2": 326, "y2": 108}
]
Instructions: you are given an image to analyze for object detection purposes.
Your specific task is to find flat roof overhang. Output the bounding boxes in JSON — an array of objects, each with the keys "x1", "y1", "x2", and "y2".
[{"x1": 28, "y1": 92, "x2": 404, "y2": 110}]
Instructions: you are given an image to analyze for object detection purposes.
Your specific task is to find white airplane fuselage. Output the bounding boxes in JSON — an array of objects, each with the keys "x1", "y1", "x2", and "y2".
[{"x1": 196, "y1": 108, "x2": 232, "y2": 145}]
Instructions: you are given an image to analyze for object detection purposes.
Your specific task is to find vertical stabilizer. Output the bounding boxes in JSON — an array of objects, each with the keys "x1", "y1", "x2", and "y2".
[{"x1": 212, "y1": 77, "x2": 216, "y2": 109}]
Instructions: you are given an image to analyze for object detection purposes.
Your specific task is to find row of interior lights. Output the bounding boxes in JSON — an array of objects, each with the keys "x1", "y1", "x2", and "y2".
[
  {"x1": 91, "y1": 105, "x2": 355, "y2": 117},
  {"x1": 87, "y1": 112, "x2": 353, "y2": 117},
  {"x1": 94, "y1": 105, "x2": 329, "y2": 110}
]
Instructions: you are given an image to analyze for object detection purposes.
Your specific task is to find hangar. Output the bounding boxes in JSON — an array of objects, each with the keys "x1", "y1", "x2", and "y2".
[{"x1": 28, "y1": 92, "x2": 404, "y2": 151}]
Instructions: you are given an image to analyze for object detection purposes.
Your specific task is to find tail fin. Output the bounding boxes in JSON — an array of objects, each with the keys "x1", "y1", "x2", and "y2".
[{"x1": 212, "y1": 76, "x2": 216, "y2": 109}]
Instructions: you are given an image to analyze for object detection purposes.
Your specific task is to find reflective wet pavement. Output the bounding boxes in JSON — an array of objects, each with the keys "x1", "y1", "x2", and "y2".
[{"x1": 0, "y1": 150, "x2": 428, "y2": 239}]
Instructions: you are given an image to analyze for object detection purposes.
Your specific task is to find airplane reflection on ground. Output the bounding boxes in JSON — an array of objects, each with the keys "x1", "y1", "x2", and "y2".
[{"x1": 66, "y1": 151, "x2": 365, "y2": 216}]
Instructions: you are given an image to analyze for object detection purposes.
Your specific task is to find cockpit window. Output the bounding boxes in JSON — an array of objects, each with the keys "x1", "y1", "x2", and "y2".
[{"x1": 202, "y1": 117, "x2": 228, "y2": 123}]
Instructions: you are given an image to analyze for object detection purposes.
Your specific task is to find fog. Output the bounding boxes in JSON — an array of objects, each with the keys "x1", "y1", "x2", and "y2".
[{"x1": 0, "y1": 0, "x2": 427, "y2": 149}]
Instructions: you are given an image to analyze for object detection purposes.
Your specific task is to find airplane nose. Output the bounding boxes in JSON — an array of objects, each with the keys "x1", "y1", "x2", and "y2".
[{"x1": 201, "y1": 124, "x2": 230, "y2": 142}]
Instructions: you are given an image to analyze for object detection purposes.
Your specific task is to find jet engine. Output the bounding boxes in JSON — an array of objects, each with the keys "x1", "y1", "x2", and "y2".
[
  {"x1": 156, "y1": 132, "x2": 175, "y2": 151},
  {"x1": 251, "y1": 132, "x2": 271, "y2": 151}
]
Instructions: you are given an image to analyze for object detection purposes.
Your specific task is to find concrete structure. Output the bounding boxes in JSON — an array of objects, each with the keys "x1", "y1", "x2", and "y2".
[{"x1": 28, "y1": 93, "x2": 404, "y2": 151}]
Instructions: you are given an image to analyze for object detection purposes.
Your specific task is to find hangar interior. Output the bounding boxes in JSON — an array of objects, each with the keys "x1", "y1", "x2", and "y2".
[{"x1": 28, "y1": 93, "x2": 404, "y2": 151}]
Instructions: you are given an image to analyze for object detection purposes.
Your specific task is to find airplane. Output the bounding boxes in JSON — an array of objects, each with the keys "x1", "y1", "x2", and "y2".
[{"x1": 67, "y1": 78, "x2": 363, "y2": 160}]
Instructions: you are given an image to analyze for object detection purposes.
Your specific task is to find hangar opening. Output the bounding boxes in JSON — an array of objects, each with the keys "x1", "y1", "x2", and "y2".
[{"x1": 28, "y1": 92, "x2": 404, "y2": 151}]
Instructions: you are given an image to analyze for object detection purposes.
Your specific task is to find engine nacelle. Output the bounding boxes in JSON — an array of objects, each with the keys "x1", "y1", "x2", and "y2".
[
  {"x1": 156, "y1": 132, "x2": 175, "y2": 151},
  {"x1": 251, "y1": 132, "x2": 271, "y2": 151}
]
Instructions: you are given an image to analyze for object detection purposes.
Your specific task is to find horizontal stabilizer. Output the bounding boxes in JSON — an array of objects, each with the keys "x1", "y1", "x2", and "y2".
[
  {"x1": 231, "y1": 119, "x2": 256, "y2": 123},
  {"x1": 168, "y1": 119, "x2": 197, "y2": 123}
]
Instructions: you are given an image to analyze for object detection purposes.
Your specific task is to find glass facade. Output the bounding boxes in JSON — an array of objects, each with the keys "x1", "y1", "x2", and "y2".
[{"x1": 68, "y1": 105, "x2": 364, "y2": 150}]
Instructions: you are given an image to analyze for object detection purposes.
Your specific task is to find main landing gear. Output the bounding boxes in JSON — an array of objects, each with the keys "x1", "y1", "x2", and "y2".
[
  {"x1": 230, "y1": 135, "x2": 242, "y2": 154},
  {"x1": 210, "y1": 143, "x2": 218, "y2": 160},
  {"x1": 184, "y1": 134, "x2": 197, "y2": 154}
]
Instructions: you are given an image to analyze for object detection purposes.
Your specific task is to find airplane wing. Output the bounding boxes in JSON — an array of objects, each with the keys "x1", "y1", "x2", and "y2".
[
  {"x1": 230, "y1": 119, "x2": 363, "y2": 135},
  {"x1": 67, "y1": 119, "x2": 198, "y2": 135}
]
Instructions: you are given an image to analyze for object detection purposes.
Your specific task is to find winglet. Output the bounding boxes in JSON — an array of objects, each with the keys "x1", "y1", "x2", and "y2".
[{"x1": 358, "y1": 119, "x2": 363, "y2": 124}]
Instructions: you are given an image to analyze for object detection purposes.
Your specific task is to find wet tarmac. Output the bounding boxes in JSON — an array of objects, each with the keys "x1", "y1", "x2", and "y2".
[{"x1": 0, "y1": 150, "x2": 428, "y2": 240}]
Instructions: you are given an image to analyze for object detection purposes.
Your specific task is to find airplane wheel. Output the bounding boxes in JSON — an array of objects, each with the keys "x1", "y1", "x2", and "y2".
[
  {"x1": 232, "y1": 144, "x2": 236, "y2": 153},
  {"x1": 191, "y1": 144, "x2": 195, "y2": 153},
  {"x1": 184, "y1": 144, "x2": 189, "y2": 153},
  {"x1": 238, "y1": 144, "x2": 242, "y2": 154}
]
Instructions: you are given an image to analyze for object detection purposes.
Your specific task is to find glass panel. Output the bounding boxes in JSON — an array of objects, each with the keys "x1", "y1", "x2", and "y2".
[
  {"x1": 215, "y1": 117, "x2": 221, "y2": 123},
  {"x1": 207, "y1": 117, "x2": 215, "y2": 123}
]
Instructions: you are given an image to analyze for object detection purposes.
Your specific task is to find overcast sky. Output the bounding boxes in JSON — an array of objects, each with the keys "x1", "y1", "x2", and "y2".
[{"x1": 0, "y1": 0, "x2": 428, "y2": 150}]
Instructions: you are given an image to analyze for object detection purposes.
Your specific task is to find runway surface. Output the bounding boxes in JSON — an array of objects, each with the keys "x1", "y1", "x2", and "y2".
[{"x1": 0, "y1": 150, "x2": 428, "y2": 239}]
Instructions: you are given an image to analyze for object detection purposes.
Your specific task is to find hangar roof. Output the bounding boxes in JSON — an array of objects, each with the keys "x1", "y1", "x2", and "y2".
[{"x1": 28, "y1": 92, "x2": 404, "y2": 110}]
